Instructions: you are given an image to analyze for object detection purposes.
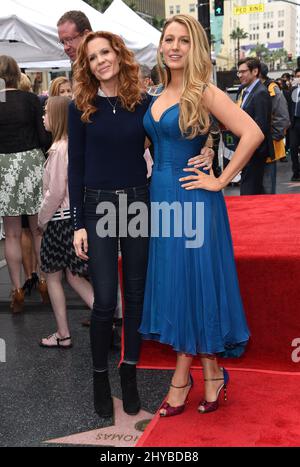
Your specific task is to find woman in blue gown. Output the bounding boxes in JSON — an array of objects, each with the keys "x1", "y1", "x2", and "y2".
[{"x1": 139, "y1": 15, "x2": 264, "y2": 416}]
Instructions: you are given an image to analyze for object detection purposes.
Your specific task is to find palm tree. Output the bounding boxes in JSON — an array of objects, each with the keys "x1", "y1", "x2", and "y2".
[{"x1": 230, "y1": 27, "x2": 248, "y2": 67}]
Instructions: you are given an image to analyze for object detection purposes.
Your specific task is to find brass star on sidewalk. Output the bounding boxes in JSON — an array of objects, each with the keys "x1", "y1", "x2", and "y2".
[{"x1": 44, "y1": 398, "x2": 153, "y2": 447}]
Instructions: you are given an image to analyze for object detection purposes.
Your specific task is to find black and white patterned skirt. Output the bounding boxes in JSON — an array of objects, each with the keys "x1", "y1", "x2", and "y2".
[{"x1": 40, "y1": 219, "x2": 88, "y2": 275}]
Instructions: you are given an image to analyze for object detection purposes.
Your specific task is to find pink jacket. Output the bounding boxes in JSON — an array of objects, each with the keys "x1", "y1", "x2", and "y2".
[{"x1": 38, "y1": 139, "x2": 70, "y2": 229}]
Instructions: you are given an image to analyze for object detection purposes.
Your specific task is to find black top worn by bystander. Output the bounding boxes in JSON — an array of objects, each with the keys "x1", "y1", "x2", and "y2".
[{"x1": 0, "y1": 90, "x2": 47, "y2": 153}]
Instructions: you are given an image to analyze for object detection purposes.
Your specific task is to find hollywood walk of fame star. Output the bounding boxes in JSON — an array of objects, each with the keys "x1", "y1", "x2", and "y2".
[{"x1": 44, "y1": 397, "x2": 154, "y2": 447}]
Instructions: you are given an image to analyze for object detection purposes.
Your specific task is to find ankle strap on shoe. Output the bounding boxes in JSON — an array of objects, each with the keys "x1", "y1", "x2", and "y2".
[
  {"x1": 204, "y1": 368, "x2": 225, "y2": 382},
  {"x1": 170, "y1": 382, "x2": 189, "y2": 389},
  {"x1": 204, "y1": 377, "x2": 224, "y2": 381},
  {"x1": 57, "y1": 336, "x2": 71, "y2": 342},
  {"x1": 170, "y1": 378, "x2": 192, "y2": 389}
]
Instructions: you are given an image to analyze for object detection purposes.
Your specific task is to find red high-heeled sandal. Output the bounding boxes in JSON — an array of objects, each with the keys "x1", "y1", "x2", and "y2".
[
  {"x1": 159, "y1": 375, "x2": 194, "y2": 418},
  {"x1": 198, "y1": 367, "x2": 229, "y2": 414}
]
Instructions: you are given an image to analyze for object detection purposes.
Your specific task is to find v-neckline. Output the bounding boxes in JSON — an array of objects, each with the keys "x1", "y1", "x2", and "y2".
[{"x1": 150, "y1": 99, "x2": 179, "y2": 124}]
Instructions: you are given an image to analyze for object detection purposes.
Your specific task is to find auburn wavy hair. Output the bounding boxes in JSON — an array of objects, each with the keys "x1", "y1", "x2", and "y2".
[
  {"x1": 73, "y1": 31, "x2": 142, "y2": 122},
  {"x1": 158, "y1": 15, "x2": 212, "y2": 138}
]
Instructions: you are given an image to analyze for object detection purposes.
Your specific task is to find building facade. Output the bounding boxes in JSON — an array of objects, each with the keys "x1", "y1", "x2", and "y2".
[
  {"x1": 165, "y1": 0, "x2": 197, "y2": 18},
  {"x1": 297, "y1": 6, "x2": 300, "y2": 58},
  {"x1": 165, "y1": 1, "x2": 298, "y2": 70},
  {"x1": 135, "y1": 0, "x2": 165, "y2": 19},
  {"x1": 214, "y1": 0, "x2": 297, "y2": 70}
]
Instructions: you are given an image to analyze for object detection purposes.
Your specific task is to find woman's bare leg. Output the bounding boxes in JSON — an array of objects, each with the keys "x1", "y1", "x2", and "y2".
[
  {"x1": 65, "y1": 268, "x2": 94, "y2": 309},
  {"x1": 40, "y1": 270, "x2": 71, "y2": 345},
  {"x1": 27, "y1": 214, "x2": 42, "y2": 270},
  {"x1": 3, "y1": 216, "x2": 22, "y2": 289},
  {"x1": 200, "y1": 356, "x2": 224, "y2": 402},
  {"x1": 21, "y1": 229, "x2": 34, "y2": 280}
]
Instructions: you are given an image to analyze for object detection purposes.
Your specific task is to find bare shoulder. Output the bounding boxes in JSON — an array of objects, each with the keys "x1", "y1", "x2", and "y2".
[
  {"x1": 201, "y1": 82, "x2": 258, "y2": 138},
  {"x1": 202, "y1": 83, "x2": 229, "y2": 108}
]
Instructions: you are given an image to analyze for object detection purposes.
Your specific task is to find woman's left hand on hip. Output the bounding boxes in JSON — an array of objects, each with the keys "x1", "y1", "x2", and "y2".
[{"x1": 179, "y1": 167, "x2": 223, "y2": 192}]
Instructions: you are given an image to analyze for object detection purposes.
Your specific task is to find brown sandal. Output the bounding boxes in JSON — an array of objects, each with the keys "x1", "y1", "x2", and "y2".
[{"x1": 10, "y1": 288, "x2": 25, "y2": 313}]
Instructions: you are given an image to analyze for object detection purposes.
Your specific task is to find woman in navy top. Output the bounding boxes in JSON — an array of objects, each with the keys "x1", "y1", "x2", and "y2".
[
  {"x1": 68, "y1": 31, "x2": 152, "y2": 419},
  {"x1": 69, "y1": 29, "x2": 214, "y2": 420}
]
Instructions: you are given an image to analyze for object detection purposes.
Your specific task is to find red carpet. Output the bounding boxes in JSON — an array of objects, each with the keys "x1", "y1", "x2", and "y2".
[
  {"x1": 139, "y1": 194, "x2": 300, "y2": 372},
  {"x1": 136, "y1": 368, "x2": 300, "y2": 447}
]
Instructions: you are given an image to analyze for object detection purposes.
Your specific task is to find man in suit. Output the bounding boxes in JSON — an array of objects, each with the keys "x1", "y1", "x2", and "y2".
[
  {"x1": 237, "y1": 58, "x2": 274, "y2": 195},
  {"x1": 289, "y1": 68, "x2": 300, "y2": 181}
]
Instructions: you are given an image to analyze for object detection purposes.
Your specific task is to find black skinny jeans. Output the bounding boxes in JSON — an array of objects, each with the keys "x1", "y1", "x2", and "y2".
[{"x1": 84, "y1": 185, "x2": 150, "y2": 372}]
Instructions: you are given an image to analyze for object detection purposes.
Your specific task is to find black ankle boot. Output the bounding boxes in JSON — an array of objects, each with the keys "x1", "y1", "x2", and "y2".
[
  {"x1": 119, "y1": 363, "x2": 141, "y2": 415},
  {"x1": 93, "y1": 370, "x2": 113, "y2": 418}
]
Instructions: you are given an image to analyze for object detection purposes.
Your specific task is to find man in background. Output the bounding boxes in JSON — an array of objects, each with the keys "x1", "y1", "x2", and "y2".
[
  {"x1": 237, "y1": 58, "x2": 274, "y2": 195},
  {"x1": 57, "y1": 10, "x2": 92, "y2": 62}
]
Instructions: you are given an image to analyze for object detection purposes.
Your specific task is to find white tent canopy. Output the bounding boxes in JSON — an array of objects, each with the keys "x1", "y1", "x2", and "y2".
[
  {"x1": 104, "y1": 0, "x2": 160, "y2": 66},
  {"x1": 0, "y1": 0, "x2": 69, "y2": 68},
  {"x1": 0, "y1": 0, "x2": 159, "y2": 69}
]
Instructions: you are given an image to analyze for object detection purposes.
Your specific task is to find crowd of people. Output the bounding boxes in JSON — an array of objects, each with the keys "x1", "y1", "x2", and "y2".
[
  {"x1": 0, "y1": 9, "x2": 299, "y2": 422},
  {"x1": 235, "y1": 60, "x2": 300, "y2": 192}
]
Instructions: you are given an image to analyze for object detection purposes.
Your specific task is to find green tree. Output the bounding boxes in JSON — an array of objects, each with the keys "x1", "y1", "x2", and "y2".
[
  {"x1": 230, "y1": 27, "x2": 248, "y2": 67},
  {"x1": 267, "y1": 48, "x2": 288, "y2": 70},
  {"x1": 84, "y1": 0, "x2": 109, "y2": 11},
  {"x1": 250, "y1": 43, "x2": 270, "y2": 61},
  {"x1": 152, "y1": 16, "x2": 165, "y2": 31},
  {"x1": 84, "y1": 0, "x2": 136, "y2": 13}
]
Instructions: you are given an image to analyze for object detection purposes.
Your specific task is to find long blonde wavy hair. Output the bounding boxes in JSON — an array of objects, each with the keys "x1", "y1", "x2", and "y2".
[
  {"x1": 73, "y1": 31, "x2": 142, "y2": 123},
  {"x1": 158, "y1": 15, "x2": 212, "y2": 138}
]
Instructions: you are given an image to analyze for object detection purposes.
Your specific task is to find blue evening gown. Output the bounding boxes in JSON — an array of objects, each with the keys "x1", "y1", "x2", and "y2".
[{"x1": 139, "y1": 99, "x2": 250, "y2": 357}]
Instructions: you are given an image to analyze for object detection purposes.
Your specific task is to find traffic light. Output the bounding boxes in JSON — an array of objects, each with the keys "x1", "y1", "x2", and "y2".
[
  {"x1": 287, "y1": 53, "x2": 293, "y2": 62},
  {"x1": 214, "y1": 0, "x2": 224, "y2": 16}
]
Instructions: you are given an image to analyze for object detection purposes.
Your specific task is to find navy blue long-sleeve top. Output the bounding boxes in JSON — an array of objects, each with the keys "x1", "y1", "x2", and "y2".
[{"x1": 68, "y1": 93, "x2": 152, "y2": 230}]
